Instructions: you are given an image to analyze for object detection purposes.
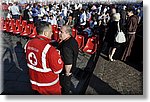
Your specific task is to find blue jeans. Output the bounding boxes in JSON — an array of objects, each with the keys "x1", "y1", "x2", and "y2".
[{"x1": 12, "y1": 15, "x2": 20, "y2": 20}]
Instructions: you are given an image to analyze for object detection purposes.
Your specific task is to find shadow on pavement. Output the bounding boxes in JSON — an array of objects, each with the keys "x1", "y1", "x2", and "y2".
[
  {"x1": 2, "y1": 41, "x2": 34, "y2": 95},
  {"x1": 87, "y1": 74, "x2": 121, "y2": 95},
  {"x1": 14, "y1": 41, "x2": 28, "y2": 73}
]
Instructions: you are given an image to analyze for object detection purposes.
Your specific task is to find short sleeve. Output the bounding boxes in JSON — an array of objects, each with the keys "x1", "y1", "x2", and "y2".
[{"x1": 49, "y1": 47, "x2": 64, "y2": 74}]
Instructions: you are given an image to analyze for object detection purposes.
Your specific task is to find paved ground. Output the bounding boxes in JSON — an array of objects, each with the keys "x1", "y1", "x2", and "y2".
[
  {"x1": 1, "y1": 32, "x2": 143, "y2": 95},
  {"x1": 85, "y1": 53, "x2": 143, "y2": 95},
  {"x1": 2, "y1": 32, "x2": 33, "y2": 94}
]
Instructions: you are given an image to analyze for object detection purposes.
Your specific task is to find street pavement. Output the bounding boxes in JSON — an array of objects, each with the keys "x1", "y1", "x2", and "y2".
[{"x1": 85, "y1": 53, "x2": 143, "y2": 95}]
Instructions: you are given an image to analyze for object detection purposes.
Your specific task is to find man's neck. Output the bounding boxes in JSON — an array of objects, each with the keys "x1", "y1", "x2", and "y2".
[
  {"x1": 129, "y1": 14, "x2": 134, "y2": 17},
  {"x1": 37, "y1": 35, "x2": 50, "y2": 41},
  {"x1": 64, "y1": 35, "x2": 71, "y2": 41}
]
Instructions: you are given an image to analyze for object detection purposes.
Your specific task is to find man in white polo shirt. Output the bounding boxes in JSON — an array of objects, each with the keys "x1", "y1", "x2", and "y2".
[{"x1": 9, "y1": 2, "x2": 20, "y2": 19}]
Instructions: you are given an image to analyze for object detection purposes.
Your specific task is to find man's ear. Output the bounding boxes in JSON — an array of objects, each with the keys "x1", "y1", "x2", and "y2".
[
  {"x1": 46, "y1": 32, "x2": 49, "y2": 36},
  {"x1": 43, "y1": 31, "x2": 48, "y2": 36}
]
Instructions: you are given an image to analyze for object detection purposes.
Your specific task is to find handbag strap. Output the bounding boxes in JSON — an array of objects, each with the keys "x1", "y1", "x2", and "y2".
[{"x1": 117, "y1": 22, "x2": 121, "y2": 32}]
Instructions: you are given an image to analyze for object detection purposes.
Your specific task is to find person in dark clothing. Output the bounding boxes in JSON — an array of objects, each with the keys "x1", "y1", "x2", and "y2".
[
  {"x1": 23, "y1": 5, "x2": 30, "y2": 22},
  {"x1": 32, "y1": 3, "x2": 39, "y2": 23},
  {"x1": 105, "y1": 13, "x2": 121, "y2": 61},
  {"x1": 49, "y1": 3, "x2": 53, "y2": 11},
  {"x1": 96, "y1": 20, "x2": 105, "y2": 42},
  {"x1": 73, "y1": 9, "x2": 81, "y2": 28},
  {"x1": 58, "y1": 25, "x2": 79, "y2": 94},
  {"x1": 121, "y1": 7, "x2": 139, "y2": 62},
  {"x1": 57, "y1": 15, "x2": 65, "y2": 28},
  {"x1": 120, "y1": 6, "x2": 127, "y2": 32}
]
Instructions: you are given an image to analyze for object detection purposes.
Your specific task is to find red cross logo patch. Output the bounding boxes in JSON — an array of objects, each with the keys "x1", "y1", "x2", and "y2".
[{"x1": 28, "y1": 52, "x2": 37, "y2": 66}]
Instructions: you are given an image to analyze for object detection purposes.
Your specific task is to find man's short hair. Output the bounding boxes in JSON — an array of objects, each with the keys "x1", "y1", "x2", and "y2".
[
  {"x1": 126, "y1": 6, "x2": 135, "y2": 13},
  {"x1": 63, "y1": 25, "x2": 72, "y2": 36},
  {"x1": 36, "y1": 22, "x2": 51, "y2": 35}
]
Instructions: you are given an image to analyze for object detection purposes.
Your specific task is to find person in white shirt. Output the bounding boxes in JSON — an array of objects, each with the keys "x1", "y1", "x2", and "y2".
[
  {"x1": 63, "y1": 6, "x2": 67, "y2": 18},
  {"x1": 80, "y1": 9, "x2": 86, "y2": 26},
  {"x1": 48, "y1": 15, "x2": 57, "y2": 25},
  {"x1": 86, "y1": 9, "x2": 91, "y2": 22},
  {"x1": 9, "y1": 2, "x2": 20, "y2": 19},
  {"x1": 39, "y1": 6, "x2": 47, "y2": 17}
]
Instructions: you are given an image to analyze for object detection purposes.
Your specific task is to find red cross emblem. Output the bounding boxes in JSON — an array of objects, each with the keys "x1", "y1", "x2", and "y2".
[{"x1": 28, "y1": 52, "x2": 37, "y2": 66}]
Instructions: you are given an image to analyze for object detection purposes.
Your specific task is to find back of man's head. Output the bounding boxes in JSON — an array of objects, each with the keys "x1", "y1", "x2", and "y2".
[
  {"x1": 126, "y1": 6, "x2": 135, "y2": 14},
  {"x1": 36, "y1": 22, "x2": 51, "y2": 35}
]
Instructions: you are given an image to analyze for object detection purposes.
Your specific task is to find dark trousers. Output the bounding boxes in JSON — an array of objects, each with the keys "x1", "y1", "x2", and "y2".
[
  {"x1": 33, "y1": 16, "x2": 38, "y2": 24},
  {"x1": 12, "y1": 15, "x2": 20, "y2": 20},
  {"x1": 60, "y1": 74, "x2": 72, "y2": 95}
]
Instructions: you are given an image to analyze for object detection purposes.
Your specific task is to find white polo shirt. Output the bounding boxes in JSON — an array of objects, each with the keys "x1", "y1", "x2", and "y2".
[{"x1": 10, "y1": 4, "x2": 20, "y2": 15}]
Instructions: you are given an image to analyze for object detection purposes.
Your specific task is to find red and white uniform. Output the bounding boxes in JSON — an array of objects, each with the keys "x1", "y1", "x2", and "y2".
[{"x1": 24, "y1": 35, "x2": 63, "y2": 95}]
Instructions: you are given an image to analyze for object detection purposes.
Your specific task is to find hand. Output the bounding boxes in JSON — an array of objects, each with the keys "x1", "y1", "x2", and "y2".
[{"x1": 65, "y1": 73, "x2": 72, "y2": 76}]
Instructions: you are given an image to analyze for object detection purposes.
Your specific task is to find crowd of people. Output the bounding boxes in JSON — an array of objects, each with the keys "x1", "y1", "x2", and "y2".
[{"x1": 1, "y1": 1, "x2": 143, "y2": 95}]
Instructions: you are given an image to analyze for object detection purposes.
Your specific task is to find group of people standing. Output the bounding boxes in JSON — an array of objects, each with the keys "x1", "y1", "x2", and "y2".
[
  {"x1": 24, "y1": 23, "x2": 78, "y2": 95},
  {"x1": 105, "y1": 6, "x2": 140, "y2": 62}
]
